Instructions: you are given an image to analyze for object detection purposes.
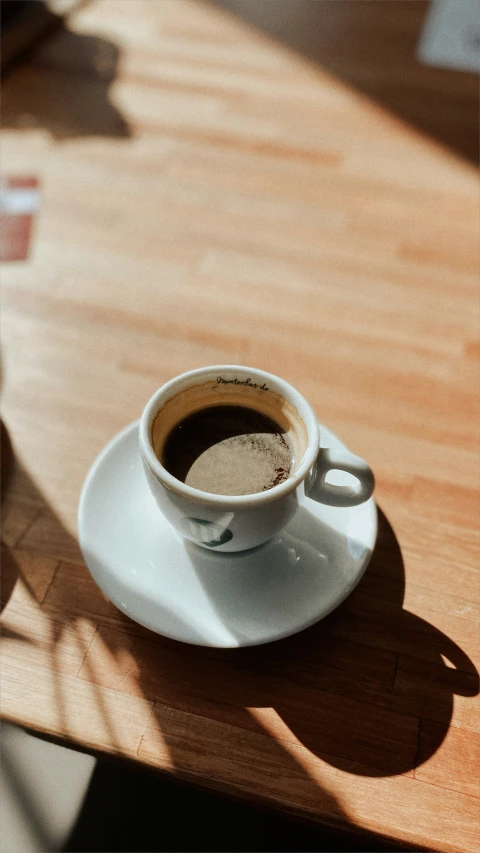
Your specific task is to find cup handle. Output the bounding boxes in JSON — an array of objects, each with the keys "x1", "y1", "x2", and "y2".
[{"x1": 306, "y1": 448, "x2": 375, "y2": 507}]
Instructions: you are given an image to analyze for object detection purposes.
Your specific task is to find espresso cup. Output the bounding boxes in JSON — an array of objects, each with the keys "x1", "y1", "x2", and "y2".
[{"x1": 139, "y1": 365, "x2": 374, "y2": 552}]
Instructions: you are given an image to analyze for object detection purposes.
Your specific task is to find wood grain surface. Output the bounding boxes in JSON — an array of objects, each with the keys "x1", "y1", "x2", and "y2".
[{"x1": 1, "y1": 1, "x2": 479, "y2": 850}]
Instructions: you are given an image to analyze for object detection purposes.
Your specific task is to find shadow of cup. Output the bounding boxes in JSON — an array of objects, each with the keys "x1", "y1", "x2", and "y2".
[
  {"x1": 129, "y1": 503, "x2": 479, "y2": 779},
  {"x1": 250, "y1": 510, "x2": 480, "y2": 776}
]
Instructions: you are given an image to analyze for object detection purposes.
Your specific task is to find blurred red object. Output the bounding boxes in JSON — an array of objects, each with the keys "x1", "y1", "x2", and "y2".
[{"x1": 0, "y1": 177, "x2": 40, "y2": 262}]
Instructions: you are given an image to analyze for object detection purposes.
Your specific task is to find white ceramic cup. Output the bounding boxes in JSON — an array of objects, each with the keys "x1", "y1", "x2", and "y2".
[{"x1": 139, "y1": 365, "x2": 374, "y2": 552}]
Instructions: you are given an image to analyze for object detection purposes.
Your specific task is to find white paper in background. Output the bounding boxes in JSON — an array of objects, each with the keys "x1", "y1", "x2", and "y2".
[{"x1": 418, "y1": 0, "x2": 480, "y2": 73}]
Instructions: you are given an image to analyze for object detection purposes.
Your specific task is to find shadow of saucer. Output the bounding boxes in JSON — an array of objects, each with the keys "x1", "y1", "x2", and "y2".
[
  {"x1": 77, "y1": 421, "x2": 477, "y2": 780},
  {"x1": 2, "y1": 26, "x2": 130, "y2": 140}
]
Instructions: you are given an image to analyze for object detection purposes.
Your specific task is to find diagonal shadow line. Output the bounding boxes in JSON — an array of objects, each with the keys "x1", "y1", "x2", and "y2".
[{"x1": 210, "y1": 0, "x2": 479, "y2": 165}]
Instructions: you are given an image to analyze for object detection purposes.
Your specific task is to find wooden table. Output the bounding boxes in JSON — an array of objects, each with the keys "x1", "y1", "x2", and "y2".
[{"x1": 1, "y1": 2, "x2": 479, "y2": 850}]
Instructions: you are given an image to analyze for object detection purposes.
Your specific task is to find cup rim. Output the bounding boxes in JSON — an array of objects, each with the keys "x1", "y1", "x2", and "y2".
[{"x1": 139, "y1": 365, "x2": 320, "y2": 507}]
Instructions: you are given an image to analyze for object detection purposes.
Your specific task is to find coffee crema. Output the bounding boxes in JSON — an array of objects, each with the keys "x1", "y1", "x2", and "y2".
[{"x1": 161, "y1": 405, "x2": 293, "y2": 496}]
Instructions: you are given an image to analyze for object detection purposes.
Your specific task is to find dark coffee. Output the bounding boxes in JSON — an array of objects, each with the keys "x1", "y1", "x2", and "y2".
[{"x1": 161, "y1": 405, "x2": 292, "y2": 496}]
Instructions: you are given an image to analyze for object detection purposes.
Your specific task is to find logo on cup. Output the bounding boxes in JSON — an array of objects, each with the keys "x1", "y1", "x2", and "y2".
[
  {"x1": 180, "y1": 517, "x2": 233, "y2": 548},
  {"x1": 216, "y1": 376, "x2": 269, "y2": 391}
]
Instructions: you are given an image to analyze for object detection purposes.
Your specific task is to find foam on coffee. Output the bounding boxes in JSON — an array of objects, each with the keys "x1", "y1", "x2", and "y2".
[
  {"x1": 151, "y1": 377, "x2": 307, "y2": 496},
  {"x1": 162, "y1": 405, "x2": 292, "y2": 495}
]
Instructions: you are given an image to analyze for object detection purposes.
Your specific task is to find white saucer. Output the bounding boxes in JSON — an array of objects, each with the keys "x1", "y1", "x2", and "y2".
[{"x1": 78, "y1": 422, "x2": 377, "y2": 647}]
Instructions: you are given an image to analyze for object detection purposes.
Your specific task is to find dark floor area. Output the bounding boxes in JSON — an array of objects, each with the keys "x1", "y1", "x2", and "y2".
[{"x1": 64, "y1": 758, "x2": 410, "y2": 853}]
